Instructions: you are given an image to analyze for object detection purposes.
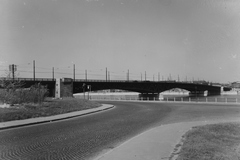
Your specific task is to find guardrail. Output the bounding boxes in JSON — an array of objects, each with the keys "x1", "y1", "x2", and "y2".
[
  {"x1": 163, "y1": 97, "x2": 240, "y2": 103},
  {"x1": 87, "y1": 96, "x2": 240, "y2": 104}
]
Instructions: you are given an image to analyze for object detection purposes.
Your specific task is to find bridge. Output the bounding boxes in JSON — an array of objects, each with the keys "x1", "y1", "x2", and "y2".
[{"x1": 1, "y1": 77, "x2": 231, "y2": 100}]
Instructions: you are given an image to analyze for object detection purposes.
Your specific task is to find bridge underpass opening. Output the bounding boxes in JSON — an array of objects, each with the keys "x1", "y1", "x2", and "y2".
[
  {"x1": 73, "y1": 89, "x2": 163, "y2": 101},
  {"x1": 73, "y1": 89, "x2": 140, "y2": 100},
  {"x1": 160, "y1": 88, "x2": 212, "y2": 97}
]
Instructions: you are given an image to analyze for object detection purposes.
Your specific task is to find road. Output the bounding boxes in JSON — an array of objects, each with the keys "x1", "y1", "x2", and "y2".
[{"x1": 0, "y1": 101, "x2": 240, "y2": 160}]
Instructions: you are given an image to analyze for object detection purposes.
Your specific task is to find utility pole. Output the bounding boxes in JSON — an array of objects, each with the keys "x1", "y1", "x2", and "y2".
[
  {"x1": 158, "y1": 72, "x2": 160, "y2": 81},
  {"x1": 12, "y1": 64, "x2": 15, "y2": 81},
  {"x1": 33, "y1": 60, "x2": 35, "y2": 81},
  {"x1": 73, "y1": 64, "x2": 75, "y2": 81},
  {"x1": 9, "y1": 64, "x2": 17, "y2": 81},
  {"x1": 108, "y1": 71, "x2": 110, "y2": 81},
  {"x1": 12, "y1": 64, "x2": 14, "y2": 80},
  {"x1": 85, "y1": 70, "x2": 87, "y2": 81},
  {"x1": 106, "y1": 68, "x2": 107, "y2": 82},
  {"x1": 52, "y1": 67, "x2": 54, "y2": 80}
]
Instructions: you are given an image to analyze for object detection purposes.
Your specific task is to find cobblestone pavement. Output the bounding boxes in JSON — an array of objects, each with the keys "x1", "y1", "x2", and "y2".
[{"x1": 0, "y1": 101, "x2": 240, "y2": 160}]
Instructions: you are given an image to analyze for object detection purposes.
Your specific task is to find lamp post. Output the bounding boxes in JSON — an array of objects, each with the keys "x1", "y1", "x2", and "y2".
[
  {"x1": 87, "y1": 85, "x2": 91, "y2": 100},
  {"x1": 83, "y1": 83, "x2": 86, "y2": 99},
  {"x1": 195, "y1": 86, "x2": 197, "y2": 102}
]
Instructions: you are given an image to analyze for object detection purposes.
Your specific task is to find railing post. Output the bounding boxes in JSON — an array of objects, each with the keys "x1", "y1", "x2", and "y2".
[
  {"x1": 215, "y1": 98, "x2": 217, "y2": 103},
  {"x1": 181, "y1": 97, "x2": 183, "y2": 102}
]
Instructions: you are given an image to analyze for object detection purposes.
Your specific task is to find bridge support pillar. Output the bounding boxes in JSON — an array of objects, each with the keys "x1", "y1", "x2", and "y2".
[
  {"x1": 55, "y1": 78, "x2": 73, "y2": 98},
  {"x1": 139, "y1": 93, "x2": 160, "y2": 101}
]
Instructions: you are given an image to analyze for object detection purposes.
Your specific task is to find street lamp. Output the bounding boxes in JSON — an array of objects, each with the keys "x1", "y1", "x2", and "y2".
[
  {"x1": 87, "y1": 85, "x2": 91, "y2": 100},
  {"x1": 82, "y1": 83, "x2": 86, "y2": 99},
  {"x1": 195, "y1": 86, "x2": 197, "y2": 102}
]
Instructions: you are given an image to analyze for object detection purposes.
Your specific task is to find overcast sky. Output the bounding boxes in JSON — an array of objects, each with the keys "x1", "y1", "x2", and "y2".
[{"x1": 0, "y1": 0, "x2": 240, "y2": 83}]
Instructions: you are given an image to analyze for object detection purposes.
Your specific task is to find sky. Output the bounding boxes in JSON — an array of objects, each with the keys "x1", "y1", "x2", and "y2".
[{"x1": 0, "y1": 0, "x2": 240, "y2": 83}]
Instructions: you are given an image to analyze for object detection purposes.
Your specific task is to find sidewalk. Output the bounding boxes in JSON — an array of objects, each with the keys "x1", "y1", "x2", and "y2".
[
  {"x1": 95, "y1": 118, "x2": 240, "y2": 160},
  {"x1": 0, "y1": 104, "x2": 114, "y2": 130}
]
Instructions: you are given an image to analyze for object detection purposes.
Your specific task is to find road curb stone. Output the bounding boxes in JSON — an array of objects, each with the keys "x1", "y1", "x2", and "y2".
[{"x1": 0, "y1": 104, "x2": 114, "y2": 130}]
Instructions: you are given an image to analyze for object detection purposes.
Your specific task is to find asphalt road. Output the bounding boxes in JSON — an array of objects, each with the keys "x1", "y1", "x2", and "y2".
[{"x1": 0, "y1": 101, "x2": 240, "y2": 160}]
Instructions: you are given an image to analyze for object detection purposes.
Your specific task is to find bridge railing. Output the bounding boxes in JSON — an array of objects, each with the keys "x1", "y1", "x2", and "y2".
[
  {"x1": 0, "y1": 78, "x2": 56, "y2": 81},
  {"x1": 73, "y1": 79, "x2": 216, "y2": 86},
  {"x1": 74, "y1": 94, "x2": 240, "y2": 104},
  {"x1": 164, "y1": 97, "x2": 240, "y2": 103},
  {"x1": 74, "y1": 79, "x2": 128, "y2": 82},
  {"x1": 0, "y1": 77, "x2": 218, "y2": 86}
]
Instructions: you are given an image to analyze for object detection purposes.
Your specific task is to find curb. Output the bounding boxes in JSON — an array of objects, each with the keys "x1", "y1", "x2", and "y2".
[{"x1": 0, "y1": 104, "x2": 114, "y2": 130}]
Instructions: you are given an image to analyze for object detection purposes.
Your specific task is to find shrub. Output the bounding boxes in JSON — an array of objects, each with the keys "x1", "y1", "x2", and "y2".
[{"x1": 0, "y1": 78, "x2": 48, "y2": 105}]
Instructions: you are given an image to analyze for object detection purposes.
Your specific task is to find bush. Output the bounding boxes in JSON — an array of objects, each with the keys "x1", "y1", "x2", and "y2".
[{"x1": 0, "y1": 79, "x2": 48, "y2": 105}]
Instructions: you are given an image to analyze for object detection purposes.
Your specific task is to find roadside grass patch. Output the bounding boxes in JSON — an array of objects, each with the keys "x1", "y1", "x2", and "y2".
[
  {"x1": 174, "y1": 123, "x2": 240, "y2": 160},
  {"x1": 0, "y1": 98, "x2": 101, "y2": 122}
]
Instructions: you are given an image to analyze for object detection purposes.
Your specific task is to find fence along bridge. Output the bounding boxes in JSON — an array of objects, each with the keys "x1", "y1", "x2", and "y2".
[{"x1": 1, "y1": 77, "x2": 231, "y2": 100}]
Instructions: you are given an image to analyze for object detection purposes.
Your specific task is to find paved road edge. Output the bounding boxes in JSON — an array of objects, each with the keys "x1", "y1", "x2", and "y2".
[{"x1": 0, "y1": 104, "x2": 114, "y2": 130}]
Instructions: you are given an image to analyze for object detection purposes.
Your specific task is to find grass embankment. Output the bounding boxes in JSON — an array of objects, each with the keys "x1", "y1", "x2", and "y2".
[
  {"x1": 0, "y1": 98, "x2": 101, "y2": 122},
  {"x1": 175, "y1": 123, "x2": 240, "y2": 160}
]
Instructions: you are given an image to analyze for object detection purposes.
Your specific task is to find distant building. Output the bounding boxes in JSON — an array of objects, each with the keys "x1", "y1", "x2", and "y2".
[{"x1": 231, "y1": 82, "x2": 240, "y2": 88}]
